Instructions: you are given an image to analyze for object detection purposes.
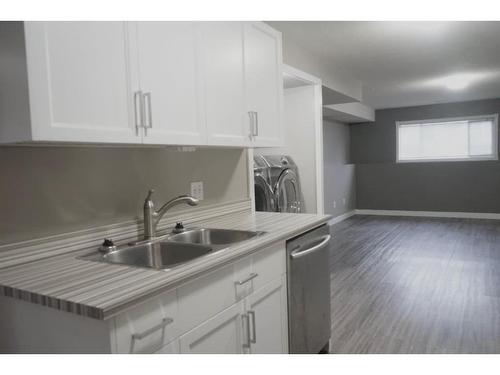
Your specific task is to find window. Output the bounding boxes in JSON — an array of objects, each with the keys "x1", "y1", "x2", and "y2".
[{"x1": 396, "y1": 114, "x2": 498, "y2": 162}]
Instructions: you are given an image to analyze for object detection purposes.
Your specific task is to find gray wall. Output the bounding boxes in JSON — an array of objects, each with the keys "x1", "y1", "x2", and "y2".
[
  {"x1": 323, "y1": 119, "x2": 356, "y2": 217},
  {"x1": 0, "y1": 22, "x2": 31, "y2": 142},
  {"x1": 0, "y1": 146, "x2": 248, "y2": 245},
  {"x1": 351, "y1": 98, "x2": 500, "y2": 212}
]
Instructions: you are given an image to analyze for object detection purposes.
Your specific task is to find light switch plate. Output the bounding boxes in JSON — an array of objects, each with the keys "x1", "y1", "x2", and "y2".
[{"x1": 190, "y1": 181, "x2": 204, "y2": 201}]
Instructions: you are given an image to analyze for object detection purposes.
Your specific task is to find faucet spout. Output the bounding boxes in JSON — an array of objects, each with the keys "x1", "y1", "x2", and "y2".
[
  {"x1": 155, "y1": 195, "x2": 199, "y2": 224},
  {"x1": 143, "y1": 190, "x2": 199, "y2": 240}
]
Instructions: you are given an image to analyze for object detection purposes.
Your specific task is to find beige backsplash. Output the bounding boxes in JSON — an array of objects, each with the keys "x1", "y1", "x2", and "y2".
[{"x1": 0, "y1": 146, "x2": 249, "y2": 245}]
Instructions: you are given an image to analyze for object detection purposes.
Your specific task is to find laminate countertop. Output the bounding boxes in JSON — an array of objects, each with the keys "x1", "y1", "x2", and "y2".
[{"x1": 0, "y1": 211, "x2": 330, "y2": 320}]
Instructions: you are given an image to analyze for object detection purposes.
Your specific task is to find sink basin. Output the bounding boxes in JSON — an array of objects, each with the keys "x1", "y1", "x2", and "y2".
[
  {"x1": 80, "y1": 228, "x2": 266, "y2": 271},
  {"x1": 100, "y1": 241, "x2": 213, "y2": 270},
  {"x1": 168, "y1": 228, "x2": 265, "y2": 246}
]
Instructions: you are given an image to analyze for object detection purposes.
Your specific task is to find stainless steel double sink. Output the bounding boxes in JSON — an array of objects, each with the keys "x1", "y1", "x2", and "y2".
[{"x1": 81, "y1": 228, "x2": 266, "y2": 271}]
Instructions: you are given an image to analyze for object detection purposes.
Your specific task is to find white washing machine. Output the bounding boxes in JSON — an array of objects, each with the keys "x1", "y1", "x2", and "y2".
[{"x1": 254, "y1": 155, "x2": 303, "y2": 213}]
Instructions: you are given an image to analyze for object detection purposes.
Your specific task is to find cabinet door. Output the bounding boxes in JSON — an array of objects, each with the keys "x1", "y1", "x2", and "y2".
[
  {"x1": 244, "y1": 22, "x2": 284, "y2": 147},
  {"x1": 130, "y1": 22, "x2": 206, "y2": 145},
  {"x1": 179, "y1": 303, "x2": 245, "y2": 354},
  {"x1": 24, "y1": 22, "x2": 140, "y2": 143},
  {"x1": 246, "y1": 276, "x2": 288, "y2": 354},
  {"x1": 154, "y1": 339, "x2": 180, "y2": 354},
  {"x1": 199, "y1": 22, "x2": 248, "y2": 147},
  {"x1": 113, "y1": 288, "x2": 179, "y2": 354}
]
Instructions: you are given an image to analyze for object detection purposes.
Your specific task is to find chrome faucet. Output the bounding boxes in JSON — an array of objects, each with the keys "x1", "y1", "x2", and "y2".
[{"x1": 143, "y1": 189, "x2": 199, "y2": 240}]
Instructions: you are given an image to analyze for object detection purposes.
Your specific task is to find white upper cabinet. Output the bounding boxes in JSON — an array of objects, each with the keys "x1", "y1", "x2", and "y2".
[
  {"x1": 24, "y1": 22, "x2": 140, "y2": 143},
  {"x1": 244, "y1": 22, "x2": 284, "y2": 147},
  {"x1": 199, "y1": 22, "x2": 249, "y2": 147},
  {"x1": 129, "y1": 22, "x2": 206, "y2": 145},
  {"x1": 1, "y1": 21, "x2": 283, "y2": 147}
]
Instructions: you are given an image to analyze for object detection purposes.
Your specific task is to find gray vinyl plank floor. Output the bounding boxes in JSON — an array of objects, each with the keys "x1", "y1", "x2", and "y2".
[{"x1": 329, "y1": 215, "x2": 500, "y2": 354}]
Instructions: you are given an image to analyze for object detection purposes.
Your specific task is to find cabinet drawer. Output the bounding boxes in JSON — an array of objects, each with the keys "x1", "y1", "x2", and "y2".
[
  {"x1": 251, "y1": 241, "x2": 286, "y2": 291},
  {"x1": 179, "y1": 302, "x2": 245, "y2": 354},
  {"x1": 177, "y1": 262, "x2": 240, "y2": 334},
  {"x1": 233, "y1": 241, "x2": 286, "y2": 298},
  {"x1": 113, "y1": 289, "x2": 179, "y2": 354}
]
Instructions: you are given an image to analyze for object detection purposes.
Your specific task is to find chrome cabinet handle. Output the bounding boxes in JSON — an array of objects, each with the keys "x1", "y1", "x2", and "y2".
[
  {"x1": 235, "y1": 272, "x2": 258, "y2": 285},
  {"x1": 143, "y1": 92, "x2": 153, "y2": 135},
  {"x1": 254, "y1": 111, "x2": 259, "y2": 137},
  {"x1": 131, "y1": 317, "x2": 173, "y2": 341},
  {"x1": 247, "y1": 111, "x2": 259, "y2": 139},
  {"x1": 129, "y1": 317, "x2": 173, "y2": 353},
  {"x1": 242, "y1": 314, "x2": 251, "y2": 348},
  {"x1": 248, "y1": 310, "x2": 256, "y2": 343},
  {"x1": 248, "y1": 111, "x2": 255, "y2": 140},
  {"x1": 290, "y1": 235, "x2": 331, "y2": 259},
  {"x1": 134, "y1": 90, "x2": 144, "y2": 135}
]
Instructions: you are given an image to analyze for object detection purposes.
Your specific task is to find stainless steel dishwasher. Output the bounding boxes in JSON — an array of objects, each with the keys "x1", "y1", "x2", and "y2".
[{"x1": 287, "y1": 224, "x2": 331, "y2": 353}]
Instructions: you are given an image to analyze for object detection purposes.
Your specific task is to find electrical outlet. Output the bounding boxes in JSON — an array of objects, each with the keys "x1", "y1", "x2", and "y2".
[
  {"x1": 190, "y1": 181, "x2": 204, "y2": 201},
  {"x1": 333, "y1": 200, "x2": 337, "y2": 208},
  {"x1": 342, "y1": 198, "x2": 346, "y2": 206}
]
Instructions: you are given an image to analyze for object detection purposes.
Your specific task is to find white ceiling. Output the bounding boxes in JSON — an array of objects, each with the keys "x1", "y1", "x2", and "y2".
[{"x1": 268, "y1": 21, "x2": 500, "y2": 109}]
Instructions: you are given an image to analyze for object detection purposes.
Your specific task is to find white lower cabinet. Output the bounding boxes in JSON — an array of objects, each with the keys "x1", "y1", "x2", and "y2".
[
  {"x1": 177, "y1": 262, "x2": 238, "y2": 333},
  {"x1": 113, "y1": 288, "x2": 179, "y2": 354},
  {"x1": 111, "y1": 241, "x2": 288, "y2": 354},
  {"x1": 0, "y1": 241, "x2": 288, "y2": 354},
  {"x1": 178, "y1": 275, "x2": 287, "y2": 354},
  {"x1": 245, "y1": 275, "x2": 288, "y2": 354},
  {"x1": 179, "y1": 302, "x2": 246, "y2": 354}
]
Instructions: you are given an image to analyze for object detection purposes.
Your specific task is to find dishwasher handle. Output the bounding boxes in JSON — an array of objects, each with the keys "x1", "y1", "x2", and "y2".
[{"x1": 290, "y1": 234, "x2": 331, "y2": 259}]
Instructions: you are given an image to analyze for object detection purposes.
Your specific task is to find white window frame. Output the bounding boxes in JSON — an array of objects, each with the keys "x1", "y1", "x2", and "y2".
[{"x1": 396, "y1": 114, "x2": 499, "y2": 163}]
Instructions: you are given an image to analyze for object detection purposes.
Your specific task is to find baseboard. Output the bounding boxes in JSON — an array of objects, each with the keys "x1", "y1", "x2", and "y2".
[
  {"x1": 354, "y1": 209, "x2": 500, "y2": 220},
  {"x1": 328, "y1": 210, "x2": 356, "y2": 225}
]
